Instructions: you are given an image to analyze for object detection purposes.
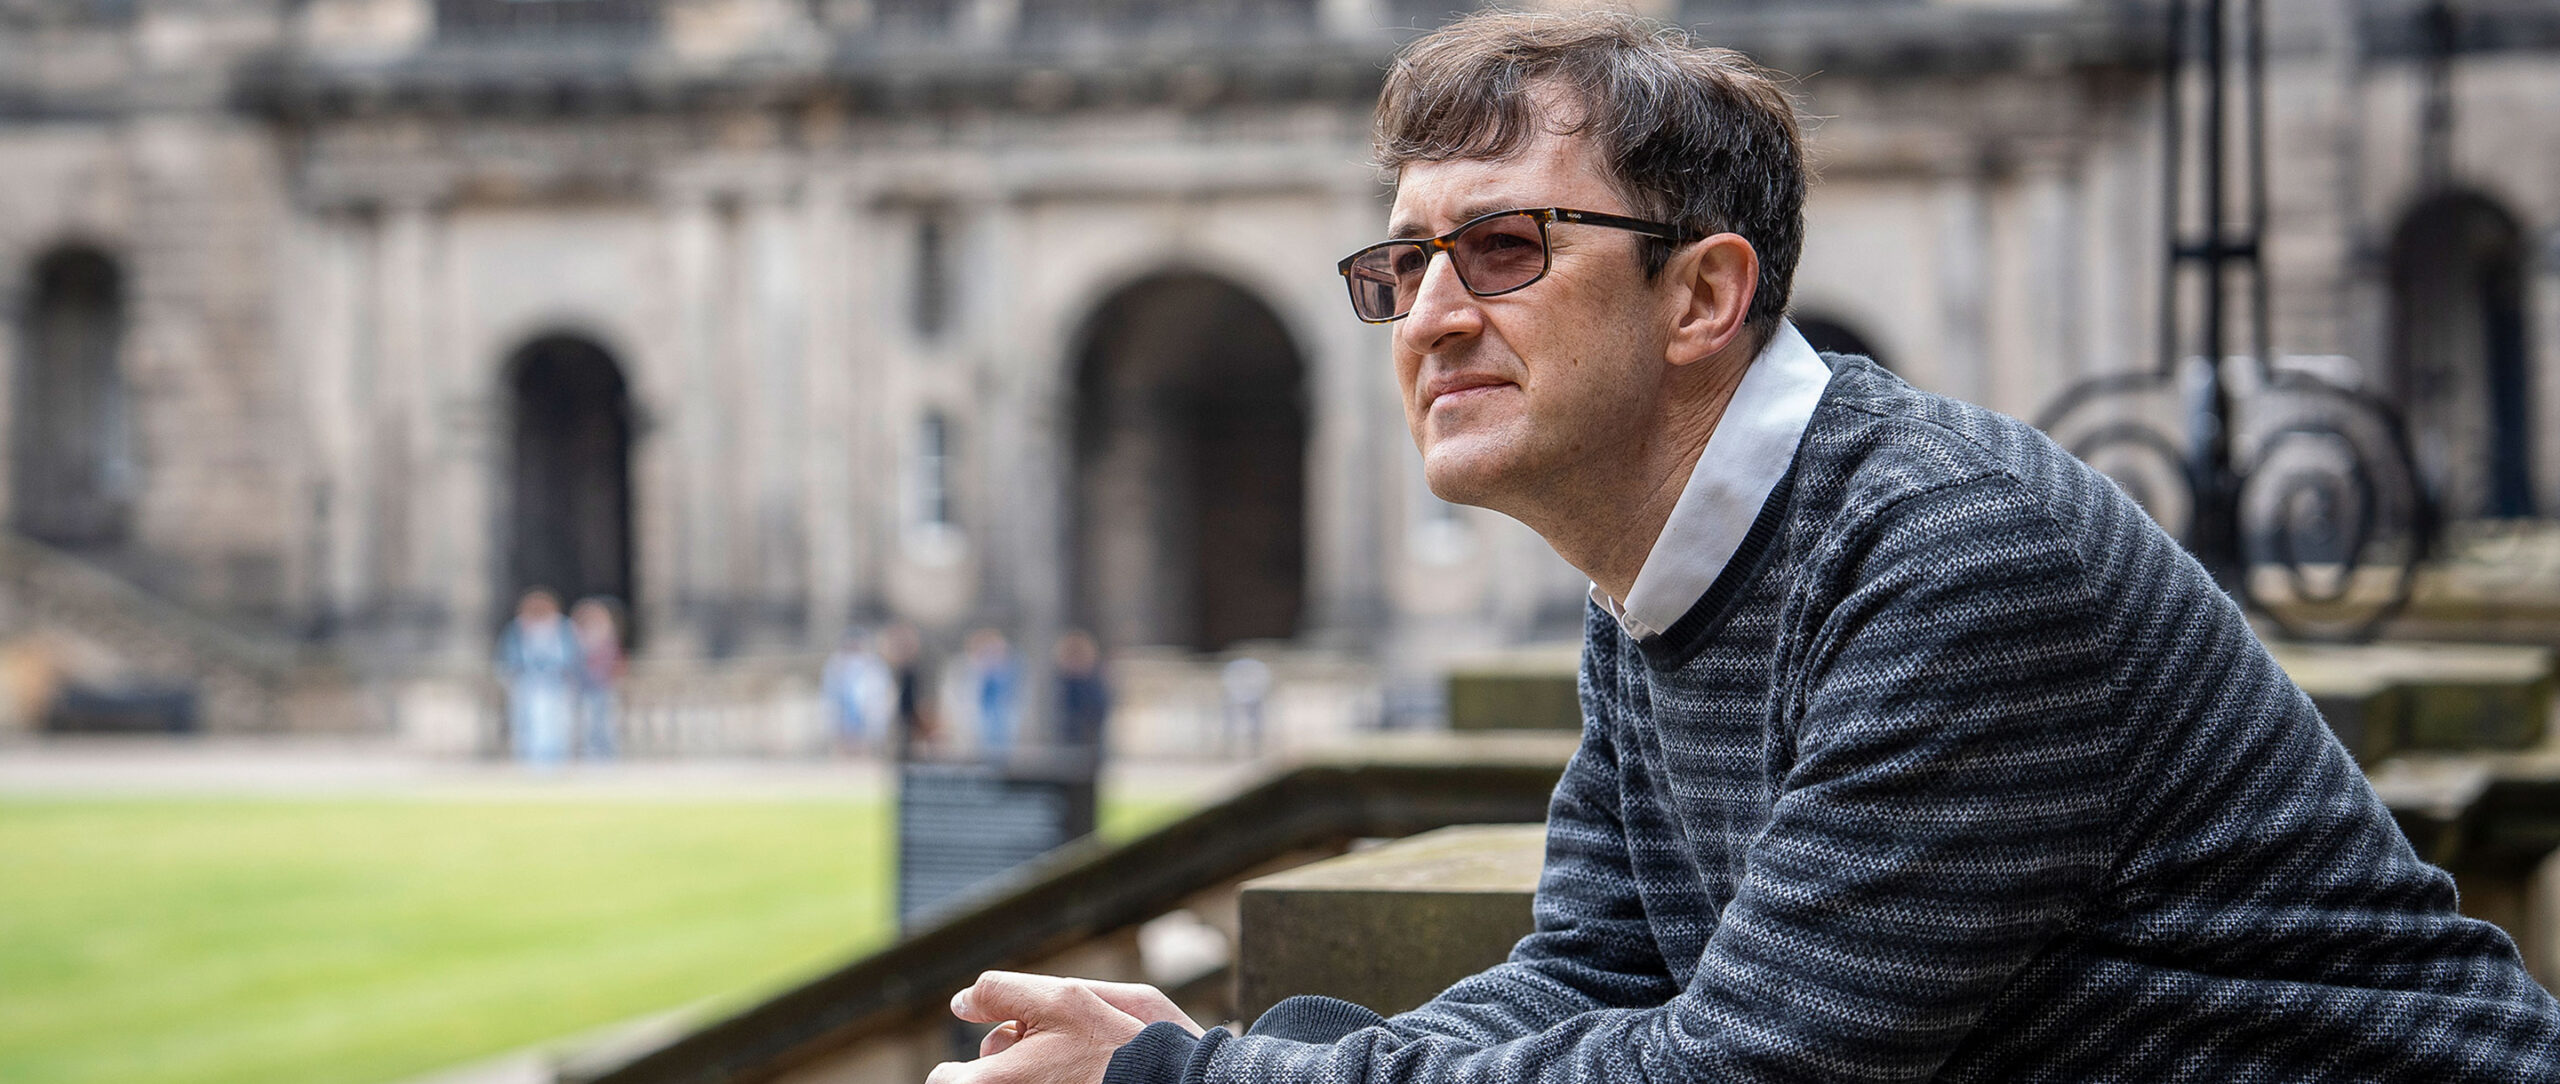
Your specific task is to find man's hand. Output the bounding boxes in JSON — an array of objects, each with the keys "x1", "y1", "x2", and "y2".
[{"x1": 925, "y1": 971, "x2": 1204, "y2": 1084}]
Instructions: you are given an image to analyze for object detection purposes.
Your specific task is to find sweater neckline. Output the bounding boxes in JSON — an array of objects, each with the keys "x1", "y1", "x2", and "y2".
[{"x1": 1632, "y1": 452, "x2": 1802, "y2": 672}]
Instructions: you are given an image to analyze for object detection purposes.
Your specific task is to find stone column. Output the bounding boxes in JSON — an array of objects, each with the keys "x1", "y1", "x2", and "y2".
[
  {"x1": 658, "y1": 183, "x2": 726, "y2": 657},
  {"x1": 800, "y1": 175, "x2": 859, "y2": 647},
  {"x1": 2016, "y1": 141, "x2": 2082, "y2": 415},
  {"x1": 977, "y1": 194, "x2": 1048, "y2": 637},
  {"x1": 308, "y1": 207, "x2": 375, "y2": 633},
  {"x1": 743, "y1": 185, "x2": 811, "y2": 645},
  {"x1": 1300, "y1": 181, "x2": 1393, "y2": 651},
  {"x1": 710, "y1": 196, "x2": 754, "y2": 650},
  {"x1": 406, "y1": 196, "x2": 498, "y2": 664},
  {"x1": 2533, "y1": 229, "x2": 2560, "y2": 514},
  {"x1": 1935, "y1": 165, "x2": 1993, "y2": 404},
  {"x1": 373, "y1": 197, "x2": 437, "y2": 650},
  {"x1": 623, "y1": 190, "x2": 690, "y2": 658},
  {"x1": 837, "y1": 176, "x2": 892, "y2": 627}
]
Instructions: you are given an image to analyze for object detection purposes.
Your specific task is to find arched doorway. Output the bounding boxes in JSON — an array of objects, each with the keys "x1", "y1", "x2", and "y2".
[
  {"x1": 2389, "y1": 193, "x2": 2534, "y2": 518},
  {"x1": 503, "y1": 334, "x2": 635, "y2": 639},
  {"x1": 1071, "y1": 274, "x2": 1306, "y2": 652},
  {"x1": 1794, "y1": 312, "x2": 1889, "y2": 372},
  {"x1": 12, "y1": 246, "x2": 131, "y2": 548}
]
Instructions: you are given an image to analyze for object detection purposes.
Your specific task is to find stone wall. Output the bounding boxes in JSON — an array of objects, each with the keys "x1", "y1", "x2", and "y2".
[{"x1": 0, "y1": 0, "x2": 2556, "y2": 734}]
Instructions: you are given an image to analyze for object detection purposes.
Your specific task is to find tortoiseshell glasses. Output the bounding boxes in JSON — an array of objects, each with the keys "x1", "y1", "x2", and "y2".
[{"x1": 1336, "y1": 207, "x2": 1686, "y2": 323}]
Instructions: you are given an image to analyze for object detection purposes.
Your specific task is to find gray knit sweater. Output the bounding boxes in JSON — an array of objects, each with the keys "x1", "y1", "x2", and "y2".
[{"x1": 1107, "y1": 357, "x2": 2560, "y2": 1082}]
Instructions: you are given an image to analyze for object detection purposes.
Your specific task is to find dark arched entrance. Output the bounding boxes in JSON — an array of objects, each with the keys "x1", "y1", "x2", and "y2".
[
  {"x1": 503, "y1": 335, "x2": 634, "y2": 637},
  {"x1": 2389, "y1": 193, "x2": 2534, "y2": 518},
  {"x1": 1071, "y1": 274, "x2": 1306, "y2": 652},
  {"x1": 12, "y1": 246, "x2": 130, "y2": 549},
  {"x1": 1794, "y1": 313, "x2": 1888, "y2": 372}
]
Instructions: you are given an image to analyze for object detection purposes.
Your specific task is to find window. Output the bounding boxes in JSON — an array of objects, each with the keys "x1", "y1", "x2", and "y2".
[
  {"x1": 906, "y1": 409, "x2": 964, "y2": 563},
  {"x1": 916, "y1": 410, "x2": 953, "y2": 529},
  {"x1": 912, "y1": 213, "x2": 953, "y2": 342}
]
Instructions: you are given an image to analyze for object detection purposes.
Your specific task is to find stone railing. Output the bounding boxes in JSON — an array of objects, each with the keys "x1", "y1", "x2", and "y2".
[
  {"x1": 0, "y1": 531, "x2": 364, "y2": 735},
  {"x1": 1350, "y1": 637, "x2": 2560, "y2": 995},
  {"x1": 571, "y1": 736, "x2": 1575, "y2": 1084}
]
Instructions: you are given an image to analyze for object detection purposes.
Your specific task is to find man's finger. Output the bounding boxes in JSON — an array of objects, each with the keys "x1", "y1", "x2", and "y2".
[
  {"x1": 952, "y1": 970, "x2": 1085, "y2": 1025},
  {"x1": 925, "y1": 1060, "x2": 973, "y2": 1084},
  {"x1": 1076, "y1": 980, "x2": 1205, "y2": 1036},
  {"x1": 979, "y1": 1019, "x2": 1022, "y2": 1058}
]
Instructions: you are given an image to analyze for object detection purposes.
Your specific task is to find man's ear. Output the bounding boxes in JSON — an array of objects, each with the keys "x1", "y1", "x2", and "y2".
[{"x1": 1664, "y1": 233, "x2": 1759, "y2": 368}]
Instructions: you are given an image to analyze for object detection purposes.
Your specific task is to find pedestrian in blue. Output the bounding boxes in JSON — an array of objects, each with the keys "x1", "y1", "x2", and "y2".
[
  {"x1": 964, "y1": 627, "x2": 1019, "y2": 765},
  {"x1": 497, "y1": 588, "x2": 579, "y2": 769}
]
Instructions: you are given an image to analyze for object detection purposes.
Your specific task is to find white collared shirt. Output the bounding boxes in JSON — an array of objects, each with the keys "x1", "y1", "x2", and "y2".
[{"x1": 1592, "y1": 320, "x2": 1831, "y2": 640}]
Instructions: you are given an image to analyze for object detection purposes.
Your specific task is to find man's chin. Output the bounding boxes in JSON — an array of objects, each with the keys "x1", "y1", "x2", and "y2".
[{"x1": 1420, "y1": 445, "x2": 1521, "y2": 510}]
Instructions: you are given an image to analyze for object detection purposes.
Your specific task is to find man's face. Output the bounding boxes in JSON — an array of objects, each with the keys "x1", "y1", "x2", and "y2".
[{"x1": 1388, "y1": 119, "x2": 1674, "y2": 511}]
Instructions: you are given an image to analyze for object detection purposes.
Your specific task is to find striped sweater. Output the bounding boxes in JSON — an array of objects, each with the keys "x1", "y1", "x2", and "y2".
[{"x1": 1107, "y1": 357, "x2": 2560, "y2": 1082}]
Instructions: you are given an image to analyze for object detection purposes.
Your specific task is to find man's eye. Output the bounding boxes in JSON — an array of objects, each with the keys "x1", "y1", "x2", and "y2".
[
  {"x1": 1481, "y1": 231, "x2": 1537, "y2": 251},
  {"x1": 1391, "y1": 249, "x2": 1427, "y2": 275}
]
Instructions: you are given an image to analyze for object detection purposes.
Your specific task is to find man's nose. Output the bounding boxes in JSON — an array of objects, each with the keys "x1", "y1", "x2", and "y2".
[{"x1": 1397, "y1": 250, "x2": 1483, "y2": 353}]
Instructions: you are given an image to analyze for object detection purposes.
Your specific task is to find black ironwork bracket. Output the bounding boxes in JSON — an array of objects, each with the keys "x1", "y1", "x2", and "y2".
[{"x1": 2038, "y1": 0, "x2": 2437, "y2": 642}]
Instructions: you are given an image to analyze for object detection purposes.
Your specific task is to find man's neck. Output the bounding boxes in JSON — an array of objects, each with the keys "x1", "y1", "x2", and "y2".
[{"x1": 1523, "y1": 340, "x2": 1756, "y2": 603}]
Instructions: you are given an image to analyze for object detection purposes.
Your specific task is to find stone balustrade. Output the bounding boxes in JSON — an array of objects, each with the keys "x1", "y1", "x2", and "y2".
[{"x1": 1440, "y1": 638, "x2": 2560, "y2": 763}]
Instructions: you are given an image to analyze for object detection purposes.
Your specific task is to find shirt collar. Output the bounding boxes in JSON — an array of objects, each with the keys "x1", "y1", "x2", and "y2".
[{"x1": 1591, "y1": 320, "x2": 1830, "y2": 640}]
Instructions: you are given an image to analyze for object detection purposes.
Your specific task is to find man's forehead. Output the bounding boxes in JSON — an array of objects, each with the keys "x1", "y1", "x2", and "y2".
[
  {"x1": 1386, "y1": 172, "x2": 1539, "y2": 235},
  {"x1": 1386, "y1": 138, "x2": 1617, "y2": 235}
]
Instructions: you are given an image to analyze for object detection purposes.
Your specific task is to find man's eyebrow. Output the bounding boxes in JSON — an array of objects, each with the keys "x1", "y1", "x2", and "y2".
[{"x1": 1388, "y1": 200, "x2": 1536, "y2": 240}]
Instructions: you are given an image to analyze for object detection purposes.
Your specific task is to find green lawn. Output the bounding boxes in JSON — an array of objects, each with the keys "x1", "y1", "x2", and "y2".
[{"x1": 0, "y1": 791, "x2": 1192, "y2": 1084}]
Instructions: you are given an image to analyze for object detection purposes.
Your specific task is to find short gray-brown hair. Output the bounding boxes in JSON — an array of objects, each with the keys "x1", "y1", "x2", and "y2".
[{"x1": 1375, "y1": 10, "x2": 1806, "y2": 339}]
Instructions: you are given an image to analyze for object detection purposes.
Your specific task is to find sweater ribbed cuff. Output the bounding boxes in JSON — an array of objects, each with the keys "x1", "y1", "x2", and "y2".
[
  {"x1": 1103, "y1": 1021, "x2": 1222, "y2": 1084},
  {"x1": 1247, "y1": 995, "x2": 1386, "y2": 1043}
]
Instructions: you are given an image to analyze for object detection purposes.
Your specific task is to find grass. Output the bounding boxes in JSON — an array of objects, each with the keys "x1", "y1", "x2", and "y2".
[{"x1": 0, "y1": 790, "x2": 1194, "y2": 1084}]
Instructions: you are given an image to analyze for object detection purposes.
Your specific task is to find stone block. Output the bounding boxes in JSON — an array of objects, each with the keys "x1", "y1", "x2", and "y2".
[
  {"x1": 1237, "y1": 823, "x2": 1544, "y2": 1023},
  {"x1": 2270, "y1": 641, "x2": 2556, "y2": 763},
  {"x1": 1445, "y1": 645, "x2": 1581, "y2": 731}
]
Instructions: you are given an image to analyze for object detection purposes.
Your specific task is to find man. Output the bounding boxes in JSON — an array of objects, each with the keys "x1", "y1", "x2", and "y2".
[{"x1": 932, "y1": 11, "x2": 2560, "y2": 1083}]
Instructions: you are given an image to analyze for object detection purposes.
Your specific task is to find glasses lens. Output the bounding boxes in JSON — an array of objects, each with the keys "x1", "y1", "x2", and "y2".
[
  {"x1": 1346, "y1": 243, "x2": 1425, "y2": 321},
  {"x1": 1451, "y1": 213, "x2": 1548, "y2": 295}
]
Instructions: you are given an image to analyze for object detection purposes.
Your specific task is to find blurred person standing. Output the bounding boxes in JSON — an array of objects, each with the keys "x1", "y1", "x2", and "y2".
[
  {"x1": 880, "y1": 622, "x2": 935, "y2": 761},
  {"x1": 963, "y1": 628, "x2": 1021, "y2": 765},
  {"x1": 496, "y1": 588, "x2": 578, "y2": 768},
  {"x1": 1218, "y1": 655, "x2": 1270, "y2": 759},
  {"x1": 822, "y1": 628, "x2": 896, "y2": 756},
  {"x1": 1052, "y1": 629, "x2": 1111, "y2": 771},
  {"x1": 570, "y1": 596, "x2": 625, "y2": 760}
]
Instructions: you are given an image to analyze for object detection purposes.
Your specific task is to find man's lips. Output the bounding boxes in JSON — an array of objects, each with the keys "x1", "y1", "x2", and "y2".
[{"x1": 1423, "y1": 375, "x2": 1516, "y2": 410}]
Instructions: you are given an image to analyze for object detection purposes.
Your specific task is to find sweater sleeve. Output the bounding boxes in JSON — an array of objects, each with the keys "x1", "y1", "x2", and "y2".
[
  {"x1": 1376, "y1": 628, "x2": 1683, "y2": 1046},
  {"x1": 1155, "y1": 474, "x2": 2127, "y2": 1084}
]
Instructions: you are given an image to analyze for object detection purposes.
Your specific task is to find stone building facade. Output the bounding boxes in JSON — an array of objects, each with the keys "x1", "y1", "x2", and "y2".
[{"x1": 0, "y1": 0, "x2": 2555, "y2": 742}]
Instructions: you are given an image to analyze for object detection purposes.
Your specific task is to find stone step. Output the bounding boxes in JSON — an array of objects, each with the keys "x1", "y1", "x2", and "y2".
[
  {"x1": 1444, "y1": 643, "x2": 1583, "y2": 731},
  {"x1": 1439, "y1": 638, "x2": 2557, "y2": 762},
  {"x1": 0, "y1": 530, "x2": 361, "y2": 735},
  {"x1": 1236, "y1": 823, "x2": 1544, "y2": 1022},
  {"x1": 2266, "y1": 640, "x2": 2555, "y2": 763}
]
